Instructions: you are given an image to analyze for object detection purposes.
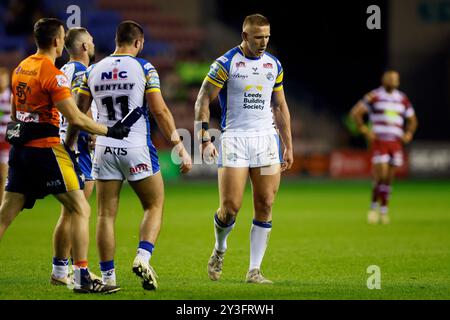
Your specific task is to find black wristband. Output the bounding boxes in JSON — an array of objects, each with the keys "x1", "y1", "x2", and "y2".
[{"x1": 201, "y1": 122, "x2": 209, "y2": 131}]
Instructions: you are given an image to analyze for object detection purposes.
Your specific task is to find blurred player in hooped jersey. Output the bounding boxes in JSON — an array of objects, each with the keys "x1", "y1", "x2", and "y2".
[
  {"x1": 195, "y1": 14, "x2": 293, "y2": 284},
  {"x1": 50, "y1": 27, "x2": 102, "y2": 286},
  {"x1": 75, "y1": 20, "x2": 192, "y2": 290},
  {"x1": 350, "y1": 70, "x2": 418, "y2": 224},
  {"x1": 0, "y1": 68, "x2": 11, "y2": 205}
]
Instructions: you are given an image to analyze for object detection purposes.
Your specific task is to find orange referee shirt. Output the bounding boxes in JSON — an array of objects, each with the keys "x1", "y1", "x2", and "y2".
[{"x1": 11, "y1": 54, "x2": 72, "y2": 148}]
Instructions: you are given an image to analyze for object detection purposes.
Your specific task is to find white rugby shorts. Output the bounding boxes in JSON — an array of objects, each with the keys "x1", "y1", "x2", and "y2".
[
  {"x1": 92, "y1": 145, "x2": 160, "y2": 181},
  {"x1": 218, "y1": 134, "x2": 282, "y2": 168}
]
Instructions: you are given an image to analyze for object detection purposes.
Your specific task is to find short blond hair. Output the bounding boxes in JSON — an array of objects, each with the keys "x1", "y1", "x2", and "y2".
[
  {"x1": 65, "y1": 27, "x2": 89, "y2": 54},
  {"x1": 243, "y1": 14, "x2": 270, "y2": 30}
]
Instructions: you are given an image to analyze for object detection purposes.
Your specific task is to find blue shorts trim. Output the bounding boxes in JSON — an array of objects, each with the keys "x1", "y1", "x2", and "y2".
[
  {"x1": 77, "y1": 131, "x2": 93, "y2": 180},
  {"x1": 148, "y1": 141, "x2": 160, "y2": 174}
]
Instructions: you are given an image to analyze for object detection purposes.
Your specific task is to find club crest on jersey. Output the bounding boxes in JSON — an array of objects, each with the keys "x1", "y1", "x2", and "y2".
[
  {"x1": 236, "y1": 61, "x2": 246, "y2": 68},
  {"x1": 266, "y1": 72, "x2": 274, "y2": 81},
  {"x1": 263, "y1": 63, "x2": 273, "y2": 69},
  {"x1": 101, "y1": 68, "x2": 128, "y2": 81}
]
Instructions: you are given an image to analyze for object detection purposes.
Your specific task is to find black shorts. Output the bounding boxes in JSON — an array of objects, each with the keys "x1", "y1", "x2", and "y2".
[{"x1": 6, "y1": 143, "x2": 84, "y2": 209}]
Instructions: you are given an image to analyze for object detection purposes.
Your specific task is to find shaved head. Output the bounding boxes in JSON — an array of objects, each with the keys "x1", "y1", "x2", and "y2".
[
  {"x1": 65, "y1": 27, "x2": 88, "y2": 54},
  {"x1": 64, "y1": 27, "x2": 95, "y2": 62}
]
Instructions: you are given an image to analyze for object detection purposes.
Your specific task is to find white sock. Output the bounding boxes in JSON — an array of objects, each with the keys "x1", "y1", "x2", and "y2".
[
  {"x1": 101, "y1": 269, "x2": 116, "y2": 285},
  {"x1": 99, "y1": 260, "x2": 116, "y2": 285},
  {"x1": 136, "y1": 248, "x2": 152, "y2": 262},
  {"x1": 249, "y1": 221, "x2": 272, "y2": 270},
  {"x1": 214, "y1": 213, "x2": 235, "y2": 253},
  {"x1": 52, "y1": 264, "x2": 68, "y2": 279},
  {"x1": 52, "y1": 257, "x2": 69, "y2": 278}
]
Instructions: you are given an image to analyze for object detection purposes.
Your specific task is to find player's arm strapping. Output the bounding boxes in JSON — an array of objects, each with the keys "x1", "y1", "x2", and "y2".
[{"x1": 271, "y1": 88, "x2": 293, "y2": 171}]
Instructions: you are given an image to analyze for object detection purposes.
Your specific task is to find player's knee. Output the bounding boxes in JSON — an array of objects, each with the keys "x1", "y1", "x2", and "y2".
[
  {"x1": 141, "y1": 197, "x2": 164, "y2": 212},
  {"x1": 221, "y1": 200, "x2": 241, "y2": 217},
  {"x1": 69, "y1": 200, "x2": 91, "y2": 218},
  {"x1": 97, "y1": 207, "x2": 116, "y2": 218},
  {"x1": 254, "y1": 196, "x2": 274, "y2": 215}
]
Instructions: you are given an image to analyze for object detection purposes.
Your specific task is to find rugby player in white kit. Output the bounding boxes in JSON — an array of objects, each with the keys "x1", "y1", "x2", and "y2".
[
  {"x1": 195, "y1": 14, "x2": 293, "y2": 284},
  {"x1": 75, "y1": 20, "x2": 192, "y2": 290}
]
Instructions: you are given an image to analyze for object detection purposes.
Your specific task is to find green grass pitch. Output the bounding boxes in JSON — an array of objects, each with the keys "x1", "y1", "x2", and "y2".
[{"x1": 0, "y1": 179, "x2": 449, "y2": 300}]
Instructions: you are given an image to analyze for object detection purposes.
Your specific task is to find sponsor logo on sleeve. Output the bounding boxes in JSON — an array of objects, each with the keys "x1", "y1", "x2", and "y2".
[
  {"x1": 217, "y1": 56, "x2": 228, "y2": 64},
  {"x1": 209, "y1": 63, "x2": 220, "y2": 77},
  {"x1": 56, "y1": 75, "x2": 70, "y2": 88},
  {"x1": 147, "y1": 72, "x2": 160, "y2": 87}
]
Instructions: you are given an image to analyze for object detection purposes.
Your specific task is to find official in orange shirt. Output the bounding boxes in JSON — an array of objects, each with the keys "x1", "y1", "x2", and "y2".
[{"x1": 0, "y1": 18, "x2": 129, "y2": 294}]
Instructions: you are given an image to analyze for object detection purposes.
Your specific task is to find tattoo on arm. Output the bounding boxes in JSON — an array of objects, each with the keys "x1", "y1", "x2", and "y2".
[{"x1": 195, "y1": 80, "x2": 218, "y2": 122}]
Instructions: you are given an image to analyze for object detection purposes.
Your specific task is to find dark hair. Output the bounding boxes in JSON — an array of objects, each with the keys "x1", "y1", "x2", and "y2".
[
  {"x1": 33, "y1": 18, "x2": 65, "y2": 49},
  {"x1": 115, "y1": 20, "x2": 144, "y2": 46},
  {"x1": 65, "y1": 27, "x2": 88, "y2": 53},
  {"x1": 243, "y1": 14, "x2": 270, "y2": 29}
]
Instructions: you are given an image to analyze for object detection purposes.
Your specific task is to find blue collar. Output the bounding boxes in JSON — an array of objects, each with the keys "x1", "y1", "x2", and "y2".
[{"x1": 238, "y1": 46, "x2": 262, "y2": 60}]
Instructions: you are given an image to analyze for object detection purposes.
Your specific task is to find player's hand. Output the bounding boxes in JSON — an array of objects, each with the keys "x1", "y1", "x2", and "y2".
[
  {"x1": 401, "y1": 132, "x2": 413, "y2": 144},
  {"x1": 281, "y1": 148, "x2": 293, "y2": 172},
  {"x1": 200, "y1": 141, "x2": 218, "y2": 163},
  {"x1": 106, "y1": 121, "x2": 130, "y2": 139},
  {"x1": 175, "y1": 143, "x2": 192, "y2": 174},
  {"x1": 88, "y1": 134, "x2": 96, "y2": 151},
  {"x1": 360, "y1": 125, "x2": 376, "y2": 143}
]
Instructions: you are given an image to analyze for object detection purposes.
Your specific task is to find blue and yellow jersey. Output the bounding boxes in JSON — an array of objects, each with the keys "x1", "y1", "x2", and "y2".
[
  {"x1": 59, "y1": 61, "x2": 88, "y2": 137},
  {"x1": 61, "y1": 61, "x2": 87, "y2": 94},
  {"x1": 206, "y1": 46, "x2": 284, "y2": 136}
]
